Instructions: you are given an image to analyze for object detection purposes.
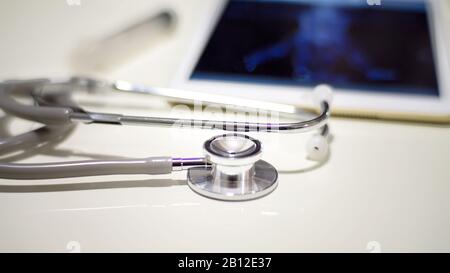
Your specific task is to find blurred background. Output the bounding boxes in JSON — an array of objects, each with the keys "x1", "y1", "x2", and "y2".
[{"x1": 0, "y1": 0, "x2": 202, "y2": 85}]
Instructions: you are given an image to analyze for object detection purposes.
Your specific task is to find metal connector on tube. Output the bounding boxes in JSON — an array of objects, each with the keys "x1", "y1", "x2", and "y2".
[{"x1": 172, "y1": 157, "x2": 209, "y2": 171}]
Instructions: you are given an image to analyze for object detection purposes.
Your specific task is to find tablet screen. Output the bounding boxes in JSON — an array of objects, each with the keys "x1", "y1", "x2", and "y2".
[{"x1": 191, "y1": 0, "x2": 439, "y2": 96}]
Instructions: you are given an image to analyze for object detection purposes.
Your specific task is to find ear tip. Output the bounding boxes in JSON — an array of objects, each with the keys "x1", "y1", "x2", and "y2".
[
  {"x1": 306, "y1": 135, "x2": 329, "y2": 161},
  {"x1": 313, "y1": 84, "x2": 334, "y2": 105}
]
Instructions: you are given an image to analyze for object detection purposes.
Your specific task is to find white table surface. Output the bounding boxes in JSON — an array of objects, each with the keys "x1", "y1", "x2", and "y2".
[{"x1": 0, "y1": 0, "x2": 449, "y2": 252}]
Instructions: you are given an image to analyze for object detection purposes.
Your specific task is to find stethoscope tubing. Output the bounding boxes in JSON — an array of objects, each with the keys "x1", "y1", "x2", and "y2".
[
  {"x1": 0, "y1": 77, "x2": 330, "y2": 133},
  {"x1": 0, "y1": 77, "x2": 330, "y2": 180}
]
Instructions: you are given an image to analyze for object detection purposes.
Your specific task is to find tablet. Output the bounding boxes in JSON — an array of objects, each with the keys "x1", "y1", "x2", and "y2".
[{"x1": 172, "y1": 0, "x2": 450, "y2": 123}]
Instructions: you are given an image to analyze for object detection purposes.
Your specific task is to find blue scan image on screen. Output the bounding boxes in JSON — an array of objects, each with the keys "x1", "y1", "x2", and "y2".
[{"x1": 192, "y1": 0, "x2": 439, "y2": 96}]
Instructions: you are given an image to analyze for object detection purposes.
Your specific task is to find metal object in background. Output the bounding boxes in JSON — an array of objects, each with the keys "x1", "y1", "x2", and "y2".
[{"x1": 72, "y1": 10, "x2": 177, "y2": 71}]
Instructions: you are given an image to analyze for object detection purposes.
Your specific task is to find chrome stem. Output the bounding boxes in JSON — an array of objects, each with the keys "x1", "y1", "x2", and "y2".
[
  {"x1": 69, "y1": 102, "x2": 329, "y2": 133},
  {"x1": 172, "y1": 157, "x2": 209, "y2": 171}
]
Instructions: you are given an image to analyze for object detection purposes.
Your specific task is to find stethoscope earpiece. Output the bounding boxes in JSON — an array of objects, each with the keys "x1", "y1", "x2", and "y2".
[
  {"x1": 313, "y1": 84, "x2": 334, "y2": 105},
  {"x1": 306, "y1": 134, "x2": 329, "y2": 162}
]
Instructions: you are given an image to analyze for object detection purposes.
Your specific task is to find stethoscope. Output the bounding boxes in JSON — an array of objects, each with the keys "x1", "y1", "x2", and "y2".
[{"x1": 0, "y1": 77, "x2": 332, "y2": 201}]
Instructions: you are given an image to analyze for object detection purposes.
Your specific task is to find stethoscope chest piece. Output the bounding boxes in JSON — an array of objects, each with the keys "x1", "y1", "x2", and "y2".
[{"x1": 187, "y1": 134, "x2": 278, "y2": 201}]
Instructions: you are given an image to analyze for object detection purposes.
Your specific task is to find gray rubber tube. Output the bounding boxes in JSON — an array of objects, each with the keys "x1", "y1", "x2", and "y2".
[
  {"x1": 0, "y1": 80, "x2": 73, "y2": 125},
  {"x1": 0, "y1": 125, "x2": 74, "y2": 155},
  {"x1": 0, "y1": 157, "x2": 173, "y2": 180},
  {"x1": 0, "y1": 81, "x2": 174, "y2": 180}
]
